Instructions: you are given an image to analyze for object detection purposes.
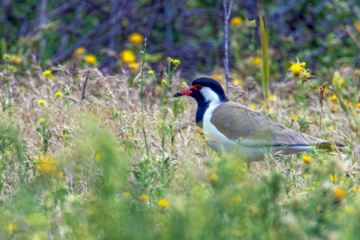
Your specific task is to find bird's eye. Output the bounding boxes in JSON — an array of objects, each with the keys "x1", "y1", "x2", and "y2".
[{"x1": 195, "y1": 84, "x2": 202, "y2": 90}]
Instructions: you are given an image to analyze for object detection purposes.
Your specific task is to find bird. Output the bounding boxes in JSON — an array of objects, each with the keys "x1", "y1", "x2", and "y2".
[{"x1": 173, "y1": 77, "x2": 344, "y2": 161}]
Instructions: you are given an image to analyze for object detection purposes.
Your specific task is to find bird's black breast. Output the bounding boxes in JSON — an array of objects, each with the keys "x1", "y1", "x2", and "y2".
[{"x1": 195, "y1": 102, "x2": 209, "y2": 128}]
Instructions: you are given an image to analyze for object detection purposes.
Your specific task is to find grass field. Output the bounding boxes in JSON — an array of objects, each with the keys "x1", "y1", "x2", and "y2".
[{"x1": 0, "y1": 50, "x2": 359, "y2": 239}]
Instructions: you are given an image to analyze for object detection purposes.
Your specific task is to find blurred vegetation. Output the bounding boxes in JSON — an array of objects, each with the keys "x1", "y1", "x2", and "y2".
[
  {"x1": 1, "y1": 0, "x2": 360, "y2": 79},
  {"x1": 0, "y1": 0, "x2": 360, "y2": 239}
]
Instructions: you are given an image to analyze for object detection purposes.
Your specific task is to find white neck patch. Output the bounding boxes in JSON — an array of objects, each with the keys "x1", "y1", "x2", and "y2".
[{"x1": 200, "y1": 87, "x2": 221, "y2": 105}]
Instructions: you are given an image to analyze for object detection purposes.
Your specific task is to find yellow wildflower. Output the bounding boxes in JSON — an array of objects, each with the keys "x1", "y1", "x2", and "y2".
[
  {"x1": 95, "y1": 152, "x2": 102, "y2": 161},
  {"x1": 161, "y1": 79, "x2": 167, "y2": 84},
  {"x1": 233, "y1": 78, "x2": 242, "y2": 85},
  {"x1": 39, "y1": 118, "x2": 46, "y2": 124},
  {"x1": 84, "y1": 54, "x2": 97, "y2": 65},
  {"x1": 181, "y1": 81, "x2": 187, "y2": 85},
  {"x1": 3, "y1": 54, "x2": 11, "y2": 60},
  {"x1": 148, "y1": 70, "x2": 155, "y2": 75},
  {"x1": 300, "y1": 62, "x2": 306, "y2": 67},
  {"x1": 7, "y1": 224, "x2": 16, "y2": 231},
  {"x1": 11, "y1": 55, "x2": 21, "y2": 64},
  {"x1": 7, "y1": 65, "x2": 17, "y2": 72},
  {"x1": 330, "y1": 127, "x2": 334, "y2": 130},
  {"x1": 209, "y1": 172, "x2": 217, "y2": 181},
  {"x1": 330, "y1": 94, "x2": 338, "y2": 101},
  {"x1": 122, "y1": 192, "x2": 131, "y2": 198},
  {"x1": 158, "y1": 198, "x2": 170, "y2": 208},
  {"x1": 356, "y1": 103, "x2": 360, "y2": 108},
  {"x1": 269, "y1": 94, "x2": 275, "y2": 102},
  {"x1": 37, "y1": 99, "x2": 47, "y2": 106},
  {"x1": 43, "y1": 70, "x2": 54, "y2": 80},
  {"x1": 352, "y1": 186, "x2": 360, "y2": 192},
  {"x1": 120, "y1": 50, "x2": 136, "y2": 63},
  {"x1": 289, "y1": 94, "x2": 294, "y2": 100},
  {"x1": 230, "y1": 16, "x2": 243, "y2": 25},
  {"x1": 38, "y1": 153, "x2": 57, "y2": 175},
  {"x1": 129, "y1": 33, "x2": 144, "y2": 43},
  {"x1": 139, "y1": 193, "x2": 149, "y2": 201},
  {"x1": 355, "y1": 22, "x2": 360, "y2": 32},
  {"x1": 251, "y1": 57, "x2": 261, "y2": 66},
  {"x1": 302, "y1": 155, "x2": 312, "y2": 164},
  {"x1": 55, "y1": 92, "x2": 63, "y2": 99},
  {"x1": 128, "y1": 63, "x2": 139, "y2": 69},
  {"x1": 124, "y1": 133, "x2": 131, "y2": 138},
  {"x1": 250, "y1": 105, "x2": 256, "y2": 110},
  {"x1": 75, "y1": 47, "x2": 86, "y2": 55},
  {"x1": 290, "y1": 114, "x2": 298, "y2": 120},
  {"x1": 212, "y1": 74, "x2": 222, "y2": 81},
  {"x1": 172, "y1": 59, "x2": 181, "y2": 65},
  {"x1": 333, "y1": 187, "x2": 346, "y2": 200},
  {"x1": 289, "y1": 63, "x2": 302, "y2": 75},
  {"x1": 330, "y1": 175, "x2": 338, "y2": 182},
  {"x1": 5, "y1": 150, "x2": 11, "y2": 156}
]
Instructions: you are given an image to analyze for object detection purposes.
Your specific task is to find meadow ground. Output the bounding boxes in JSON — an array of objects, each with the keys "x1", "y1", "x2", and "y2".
[{"x1": 0, "y1": 56, "x2": 359, "y2": 239}]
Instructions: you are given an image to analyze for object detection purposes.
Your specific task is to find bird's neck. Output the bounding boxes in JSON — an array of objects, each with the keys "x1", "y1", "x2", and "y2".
[
  {"x1": 195, "y1": 98, "x2": 223, "y2": 128},
  {"x1": 195, "y1": 101, "x2": 210, "y2": 127},
  {"x1": 195, "y1": 87, "x2": 228, "y2": 127}
]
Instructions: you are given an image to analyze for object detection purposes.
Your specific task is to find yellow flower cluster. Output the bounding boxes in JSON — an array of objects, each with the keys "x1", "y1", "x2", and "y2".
[
  {"x1": 129, "y1": 33, "x2": 144, "y2": 44},
  {"x1": 230, "y1": 17, "x2": 243, "y2": 25},
  {"x1": 290, "y1": 114, "x2": 298, "y2": 120},
  {"x1": 84, "y1": 54, "x2": 97, "y2": 65},
  {"x1": 330, "y1": 175, "x2": 338, "y2": 182},
  {"x1": 355, "y1": 22, "x2": 360, "y2": 32},
  {"x1": 333, "y1": 187, "x2": 346, "y2": 200},
  {"x1": 289, "y1": 62, "x2": 308, "y2": 77},
  {"x1": 148, "y1": 70, "x2": 155, "y2": 75},
  {"x1": 37, "y1": 99, "x2": 47, "y2": 106},
  {"x1": 43, "y1": 70, "x2": 54, "y2": 80},
  {"x1": 37, "y1": 153, "x2": 57, "y2": 175},
  {"x1": 55, "y1": 92, "x2": 63, "y2": 98},
  {"x1": 232, "y1": 78, "x2": 242, "y2": 85},
  {"x1": 139, "y1": 193, "x2": 149, "y2": 201},
  {"x1": 158, "y1": 198, "x2": 170, "y2": 208},
  {"x1": 122, "y1": 192, "x2": 131, "y2": 198},
  {"x1": 251, "y1": 57, "x2": 261, "y2": 66},
  {"x1": 120, "y1": 50, "x2": 136, "y2": 63},
  {"x1": 75, "y1": 47, "x2": 86, "y2": 55},
  {"x1": 302, "y1": 155, "x2": 312, "y2": 163},
  {"x1": 330, "y1": 94, "x2": 338, "y2": 101},
  {"x1": 3, "y1": 54, "x2": 21, "y2": 64}
]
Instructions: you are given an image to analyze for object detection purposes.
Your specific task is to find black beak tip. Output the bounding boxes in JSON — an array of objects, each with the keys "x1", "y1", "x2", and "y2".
[{"x1": 173, "y1": 93, "x2": 181, "y2": 97}]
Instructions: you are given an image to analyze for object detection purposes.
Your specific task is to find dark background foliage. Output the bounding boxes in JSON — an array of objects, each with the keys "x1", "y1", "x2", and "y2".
[{"x1": 1, "y1": 0, "x2": 359, "y2": 78}]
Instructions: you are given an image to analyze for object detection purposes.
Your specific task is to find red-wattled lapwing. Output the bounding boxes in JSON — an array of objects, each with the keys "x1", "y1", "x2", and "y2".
[{"x1": 173, "y1": 77, "x2": 344, "y2": 161}]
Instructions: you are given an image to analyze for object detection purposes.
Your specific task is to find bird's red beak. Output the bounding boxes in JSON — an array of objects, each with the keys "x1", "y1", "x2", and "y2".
[{"x1": 173, "y1": 88, "x2": 192, "y2": 97}]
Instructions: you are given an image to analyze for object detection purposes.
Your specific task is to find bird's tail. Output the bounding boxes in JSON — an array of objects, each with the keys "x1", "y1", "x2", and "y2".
[{"x1": 314, "y1": 141, "x2": 345, "y2": 151}]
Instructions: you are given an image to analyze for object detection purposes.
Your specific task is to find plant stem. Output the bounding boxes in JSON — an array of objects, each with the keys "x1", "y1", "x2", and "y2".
[
  {"x1": 259, "y1": 16, "x2": 269, "y2": 111},
  {"x1": 140, "y1": 39, "x2": 149, "y2": 156},
  {"x1": 223, "y1": 0, "x2": 233, "y2": 98}
]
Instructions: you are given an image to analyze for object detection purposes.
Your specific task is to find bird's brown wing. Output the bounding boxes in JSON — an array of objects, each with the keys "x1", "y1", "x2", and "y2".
[{"x1": 210, "y1": 102, "x2": 337, "y2": 149}]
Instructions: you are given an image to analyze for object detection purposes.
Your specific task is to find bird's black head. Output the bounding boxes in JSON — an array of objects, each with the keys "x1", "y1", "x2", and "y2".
[{"x1": 173, "y1": 77, "x2": 228, "y2": 104}]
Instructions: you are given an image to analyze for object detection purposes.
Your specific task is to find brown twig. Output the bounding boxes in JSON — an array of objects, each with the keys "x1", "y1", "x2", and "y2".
[
  {"x1": 81, "y1": 71, "x2": 91, "y2": 101},
  {"x1": 223, "y1": 0, "x2": 233, "y2": 98},
  {"x1": 346, "y1": 25, "x2": 360, "y2": 49}
]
